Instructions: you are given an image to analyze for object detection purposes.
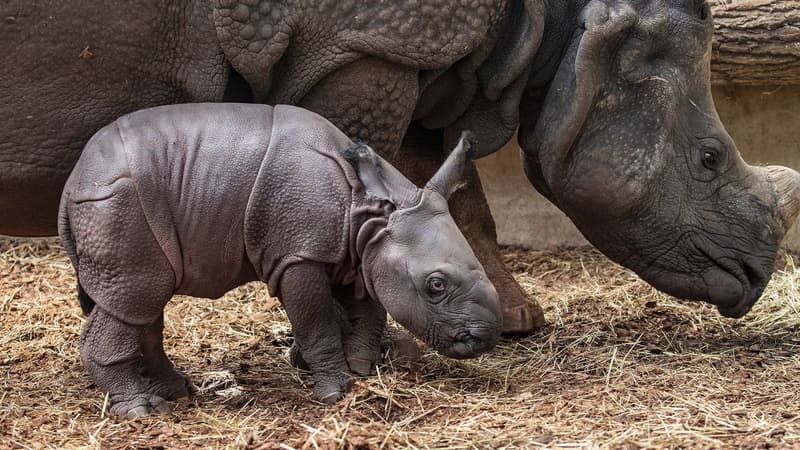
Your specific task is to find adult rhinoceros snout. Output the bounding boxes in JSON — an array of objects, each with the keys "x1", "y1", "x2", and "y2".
[
  {"x1": 718, "y1": 282, "x2": 765, "y2": 319},
  {"x1": 714, "y1": 258, "x2": 769, "y2": 319},
  {"x1": 765, "y1": 165, "x2": 800, "y2": 236}
]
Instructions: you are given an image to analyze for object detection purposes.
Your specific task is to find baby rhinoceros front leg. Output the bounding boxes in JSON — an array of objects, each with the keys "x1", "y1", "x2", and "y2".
[
  {"x1": 280, "y1": 262, "x2": 351, "y2": 403},
  {"x1": 290, "y1": 294, "x2": 387, "y2": 377},
  {"x1": 81, "y1": 309, "x2": 191, "y2": 418},
  {"x1": 338, "y1": 295, "x2": 387, "y2": 376}
]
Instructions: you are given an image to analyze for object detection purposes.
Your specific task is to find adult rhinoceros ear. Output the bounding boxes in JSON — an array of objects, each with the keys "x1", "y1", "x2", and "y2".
[
  {"x1": 425, "y1": 131, "x2": 475, "y2": 200},
  {"x1": 344, "y1": 143, "x2": 421, "y2": 209},
  {"x1": 521, "y1": 0, "x2": 637, "y2": 191}
]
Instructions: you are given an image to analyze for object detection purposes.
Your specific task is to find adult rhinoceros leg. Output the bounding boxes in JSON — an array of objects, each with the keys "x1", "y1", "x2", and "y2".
[
  {"x1": 297, "y1": 57, "x2": 545, "y2": 334},
  {"x1": 452, "y1": 163, "x2": 547, "y2": 332}
]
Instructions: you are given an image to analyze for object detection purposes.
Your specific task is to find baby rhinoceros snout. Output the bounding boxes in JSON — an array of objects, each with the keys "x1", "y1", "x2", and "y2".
[
  {"x1": 445, "y1": 280, "x2": 503, "y2": 359},
  {"x1": 450, "y1": 326, "x2": 500, "y2": 359}
]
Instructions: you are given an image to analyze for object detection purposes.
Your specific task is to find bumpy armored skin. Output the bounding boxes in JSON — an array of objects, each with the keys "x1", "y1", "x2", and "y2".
[
  {"x1": 59, "y1": 103, "x2": 502, "y2": 416},
  {"x1": 0, "y1": 0, "x2": 542, "y2": 334},
  {"x1": 6, "y1": 0, "x2": 800, "y2": 330}
]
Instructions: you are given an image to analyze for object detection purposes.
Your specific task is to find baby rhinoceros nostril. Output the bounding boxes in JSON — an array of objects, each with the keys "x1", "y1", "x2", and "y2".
[
  {"x1": 466, "y1": 326, "x2": 498, "y2": 343},
  {"x1": 458, "y1": 325, "x2": 501, "y2": 355}
]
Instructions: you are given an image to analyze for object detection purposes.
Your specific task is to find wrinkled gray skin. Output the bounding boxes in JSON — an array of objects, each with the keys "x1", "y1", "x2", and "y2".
[
  {"x1": 520, "y1": 0, "x2": 800, "y2": 317},
  {"x1": 3, "y1": 0, "x2": 800, "y2": 324},
  {"x1": 59, "y1": 103, "x2": 501, "y2": 417}
]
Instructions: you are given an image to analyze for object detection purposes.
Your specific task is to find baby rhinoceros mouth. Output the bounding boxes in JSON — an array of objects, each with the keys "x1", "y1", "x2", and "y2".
[{"x1": 442, "y1": 325, "x2": 501, "y2": 359}]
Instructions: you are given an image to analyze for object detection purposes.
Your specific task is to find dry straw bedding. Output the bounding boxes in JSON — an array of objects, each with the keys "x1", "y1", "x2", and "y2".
[{"x1": 1, "y1": 237, "x2": 799, "y2": 449}]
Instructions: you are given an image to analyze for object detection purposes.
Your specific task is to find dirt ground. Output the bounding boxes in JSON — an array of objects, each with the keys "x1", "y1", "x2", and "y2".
[{"x1": 2, "y1": 237, "x2": 799, "y2": 449}]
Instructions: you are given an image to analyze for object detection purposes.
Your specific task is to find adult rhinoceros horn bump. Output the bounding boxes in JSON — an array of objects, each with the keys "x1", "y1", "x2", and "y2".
[{"x1": 765, "y1": 165, "x2": 800, "y2": 236}]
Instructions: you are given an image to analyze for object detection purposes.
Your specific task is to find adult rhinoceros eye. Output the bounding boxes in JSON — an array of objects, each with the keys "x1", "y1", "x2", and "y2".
[
  {"x1": 702, "y1": 149, "x2": 718, "y2": 170},
  {"x1": 426, "y1": 275, "x2": 447, "y2": 297},
  {"x1": 698, "y1": 138, "x2": 726, "y2": 173}
]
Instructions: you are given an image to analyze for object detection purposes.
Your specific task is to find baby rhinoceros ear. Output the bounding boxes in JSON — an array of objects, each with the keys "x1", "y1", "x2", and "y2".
[
  {"x1": 344, "y1": 143, "x2": 421, "y2": 209},
  {"x1": 424, "y1": 131, "x2": 476, "y2": 199}
]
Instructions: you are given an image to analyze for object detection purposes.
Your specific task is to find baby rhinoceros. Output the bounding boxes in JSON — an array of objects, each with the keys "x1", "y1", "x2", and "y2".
[{"x1": 58, "y1": 103, "x2": 502, "y2": 418}]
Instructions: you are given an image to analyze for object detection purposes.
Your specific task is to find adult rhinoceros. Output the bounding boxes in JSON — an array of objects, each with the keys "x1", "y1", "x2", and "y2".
[{"x1": 1, "y1": 0, "x2": 798, "y2": 331}]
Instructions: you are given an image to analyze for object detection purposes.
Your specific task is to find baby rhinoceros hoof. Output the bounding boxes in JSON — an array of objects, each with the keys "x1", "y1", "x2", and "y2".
[
  {"x1": 110, "y1": 394, "x2": 172, "y2": 419},
  {"x1": 291, "y1": 343, "x2": 378, "y2": 377},
  {"x1": 346, "y1": 357, "x2": 376, "y2": 377},
  {"x1": 148, "y1": 370, "x2": 193, "y2": 401},
  {"x1": 313, "y1": 372, "x2": 350, "y2": 404}
]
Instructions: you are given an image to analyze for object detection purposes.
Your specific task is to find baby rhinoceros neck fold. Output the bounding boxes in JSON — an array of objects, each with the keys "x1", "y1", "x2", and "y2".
[{"x1": 242, "y1": 104, "x2": 374, "y2": 297}]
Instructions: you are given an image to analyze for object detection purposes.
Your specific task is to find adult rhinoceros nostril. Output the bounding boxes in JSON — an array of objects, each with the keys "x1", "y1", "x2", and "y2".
[
  {"x1": 743, "y1": 260, "x2": 765, "y2": 288},
  {"x1": 743, "y1": 260, "x2": 768, "y2": 302}
]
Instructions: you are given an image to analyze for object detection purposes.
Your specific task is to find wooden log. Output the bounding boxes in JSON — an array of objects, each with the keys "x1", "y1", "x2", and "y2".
[{"x1": 711, "y1": 0, "x2": 800, "y2": 85}]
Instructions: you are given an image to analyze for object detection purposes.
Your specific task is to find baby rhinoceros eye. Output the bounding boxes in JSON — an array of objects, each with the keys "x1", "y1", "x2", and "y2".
[{"x1": 426, "y1": 275, "x2": 447, "y2": 297}]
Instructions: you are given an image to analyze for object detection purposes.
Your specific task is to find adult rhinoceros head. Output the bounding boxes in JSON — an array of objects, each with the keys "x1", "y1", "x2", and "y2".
[{"x1": 519, "y1": 0, "x2": 800, "y2": 318}]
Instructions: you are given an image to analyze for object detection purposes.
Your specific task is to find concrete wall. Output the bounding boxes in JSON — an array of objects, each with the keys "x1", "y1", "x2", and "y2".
[{"x1": 476, "y1": 85, "x2": 800, "y2": 251}]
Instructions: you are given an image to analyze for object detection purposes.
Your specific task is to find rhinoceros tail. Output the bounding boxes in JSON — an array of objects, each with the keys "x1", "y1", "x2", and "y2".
[{"x1": 58, "y1": 194, "x2": 96, "y2": 316}]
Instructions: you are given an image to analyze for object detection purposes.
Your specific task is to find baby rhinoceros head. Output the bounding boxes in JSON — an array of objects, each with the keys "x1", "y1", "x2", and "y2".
[{"x1": 347, "y1": 133, "x2": 502, "y2": 359}]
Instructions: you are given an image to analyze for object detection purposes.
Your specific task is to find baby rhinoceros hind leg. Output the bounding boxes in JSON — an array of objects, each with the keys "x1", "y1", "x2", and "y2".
[
  {"x1": 140, "y1": 315, "x2": 192, "y2": 402},
  {"x1": 69, "y1": 181, "x2": 184, "y2": 417},
  {"x1": 81, "y1": 308, "x2": 188, "y2": 418}
]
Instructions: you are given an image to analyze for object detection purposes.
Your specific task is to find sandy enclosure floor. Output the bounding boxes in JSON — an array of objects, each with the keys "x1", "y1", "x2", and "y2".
[{"x1": 2, "y1": 237, "x2": 800, "y2": 449}]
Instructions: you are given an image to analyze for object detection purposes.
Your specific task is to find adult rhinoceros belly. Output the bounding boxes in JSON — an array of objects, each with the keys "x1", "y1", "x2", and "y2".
[{"x1": 0, "y1": 0, "x2": 224, "y2": 236}]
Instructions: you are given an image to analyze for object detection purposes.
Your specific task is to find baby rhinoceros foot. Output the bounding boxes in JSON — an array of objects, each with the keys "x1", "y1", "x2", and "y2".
[
  {"x1": 144, "y1": 369, "x2": 192, "y2": 402},
  {"x1": 288, "y1": 345, "x2": 351, "y2": 403},
  {"x1": 80, "y1": 309, "x2": 192, "y2": 418},
  {"x1": 313, "y1": 371, "x2": 350, "y2": 404},
  {"x1": 109, "y1": 394, "x2": 171, "y2": 419},
  {"x1": 103, "y1": 370, "x2": 191, "y2": 418},
  {"x1": 290, "y1": 342, "x2": 380, "y2": 377},
  {"x1": 345, "y1": 356, "x2": 377, "y2": 377},
  {"x1": 344, "y1": 336, "x2": 382, "y2": 376}
]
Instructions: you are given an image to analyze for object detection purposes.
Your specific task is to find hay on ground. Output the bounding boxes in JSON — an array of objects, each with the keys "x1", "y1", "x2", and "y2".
[{"x1": 2, "y1": 237, "x2": 799, "y2": 448}]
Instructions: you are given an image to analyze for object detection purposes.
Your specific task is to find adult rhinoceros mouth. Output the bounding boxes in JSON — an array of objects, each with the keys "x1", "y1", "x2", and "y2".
[
  {"x1": 717, "y1": 282, "x2": 765, "y2": 318},
  {"x1": 691, "y1": 236, "x2": 771, "y2": 318},
  {"x1": 634, "y1": 233, "x2": 772, "y2": 319},
  {"x1": 713, "y1": 259, "x2": 768, "y2": 318}
]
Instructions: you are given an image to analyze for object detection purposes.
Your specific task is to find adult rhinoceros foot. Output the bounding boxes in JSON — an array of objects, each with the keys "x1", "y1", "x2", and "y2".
[{"x1": 476, "y1": 248, "x2": 546, "y2": 334}]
